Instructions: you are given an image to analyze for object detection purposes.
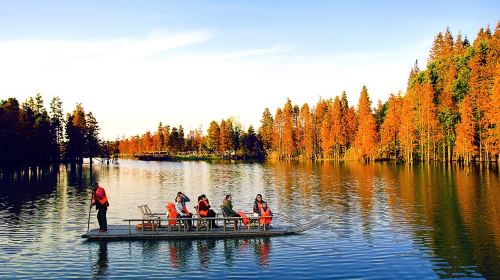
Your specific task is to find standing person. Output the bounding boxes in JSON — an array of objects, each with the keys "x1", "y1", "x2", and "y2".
[
  {"x1": 91, "y1": 182, "x2": 109, "y2": 232},
  {"x1": 198, "y1": 194, "x2": 217, "y2": 228},
  {"x1": 253, "y1": 194, "x2": 265, "y2": 216},
  {"x1": 222, "y1": 194, "x2": 240, "y2": 230},
  {"x1": 175, "y1": 195, "x2": 193, "y2": 228}
]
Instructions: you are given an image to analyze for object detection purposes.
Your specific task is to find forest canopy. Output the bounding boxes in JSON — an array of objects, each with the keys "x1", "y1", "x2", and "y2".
[
  {"x1": 0, "y1": 94, "x2": 116, "y2": 164},
  {"x1": 119, "y1": 22, "x2": 499, "y2": 163}
]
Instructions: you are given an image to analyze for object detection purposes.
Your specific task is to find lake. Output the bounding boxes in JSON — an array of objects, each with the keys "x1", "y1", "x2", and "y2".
[{"x1": 0, "y1": 160, "x2": 499, "y2": 279}]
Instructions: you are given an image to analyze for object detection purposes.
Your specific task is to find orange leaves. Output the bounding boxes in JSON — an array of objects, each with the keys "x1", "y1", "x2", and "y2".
[
  {"x1": 282, "y1": 99, "x2": 295, "y2": 158},
  {"x1": 206, "y1": 121, "x2": 220, "y2": 152},
  {"x1": 455, "y1": 96, "x2": 476, "y2": 162},
  {"x1": 380, "y1": 93, "x2": 403, "y2": 158},
  {"x1": 353, "y1": 86, "x2": 378, "y2": 160},
  {"x1": 298, "y1": 103, "x2": 314, "y2": 159},
  {"x1": 114, "y1": 22, "x2": 500, "y2": 163},
  {"x1": 398, "y1": 94, "x2": 416, "y2": 161}
]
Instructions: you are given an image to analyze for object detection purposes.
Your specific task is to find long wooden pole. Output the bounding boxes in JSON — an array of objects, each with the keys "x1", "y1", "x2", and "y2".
[{"x1": 87, "y1": 191, "x2": 93, "y2": 232}]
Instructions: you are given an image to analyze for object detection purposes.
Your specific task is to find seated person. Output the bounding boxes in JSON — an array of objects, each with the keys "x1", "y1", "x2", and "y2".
[
  {"x1": 253, "y1": 194, "x2": 265, "y2": 216},
  {"x1": 222, "y1": 194, "x2": 240, "y2": 230},
  {"x1": 175, "y1": 195, "x2": 193, "y2": 228},
  {"x1": 176, "y1": 192, "x2": 191, "y2": 215},
  {"x1": 259, "y1": 201, "x2": 273, "y2": 229},
  {"x1": 197, "y1": 194, "x2": 217, "y2": 228}
]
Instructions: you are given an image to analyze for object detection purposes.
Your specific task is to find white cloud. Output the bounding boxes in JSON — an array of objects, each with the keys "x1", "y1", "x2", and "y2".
[
  {"x1": 0, "y1": 29, "x2": 422, "y2": 139},
  {"x1": 0, "y1": 29, "x2": 213, "y2": 74}
]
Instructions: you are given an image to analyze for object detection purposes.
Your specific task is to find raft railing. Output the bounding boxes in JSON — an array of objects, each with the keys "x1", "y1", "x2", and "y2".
[{"x1": 123, "y1": 215, "x2": 274, "y2": 234}]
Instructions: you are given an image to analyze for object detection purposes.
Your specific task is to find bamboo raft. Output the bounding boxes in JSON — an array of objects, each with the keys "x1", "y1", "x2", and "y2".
[{"x1": 81, "y1": 215, "x2": 329, "y2": 241}]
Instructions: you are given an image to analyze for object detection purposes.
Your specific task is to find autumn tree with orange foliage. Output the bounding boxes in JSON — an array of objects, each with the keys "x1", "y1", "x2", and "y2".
[
  {"x1": 487, "y1": 24, "x2": 500, "y2": 160},
  {"x1": 330, "y1": 97, "x2": 344, "y2": 160},
  {"x1": 313, "y1": 98, "x2": 328, "y2": 158},
  {"x1": 353, "y1": 86, "x2": 378, "y2": 161},
  {"x1": 219, "y1": 119, "x2": 229, "y2": 154},
  {"x1": 488, "y1": 62, "x2": 500, "y2": 158},
  {"x1": 206, "y1": 121, "x2": 220, "y2": 153},
  {"x1": 115, "y1": 22, "x2": 499, "y2": 163},
  {"x1": 469, "y1": 27, "x2": 495, "y2": 161},
  {"x1": 272, "y1": 108, "x2": 284, "y2": 158},
  {"x1": 380, "y1": 93, "x2": 403, "y2": 159},
  {"x1": 455, "y1": 96, "x2": 476, "y2": 164},
  {"x1": 298, "y1": 103, "x2": 314, "y2": 159},
  {"x1": 417, "y1": 81, "x2": 441, "y2": 161},
  {"x1": 344, "y1": 106, "x2": 358, "y2": 151},
  {"x1": 320, "y1": 99, "x2": 333, "y2": 158},
  {"x1": 398, "y1": 92, "x2": 416, "y2": 161},
  {"x1": 282, "y1": 99, "x2": 295, "y2": 159}
]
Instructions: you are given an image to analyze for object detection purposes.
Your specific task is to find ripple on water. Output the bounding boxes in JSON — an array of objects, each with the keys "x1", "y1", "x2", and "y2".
[{"x1": 1, "y1": 160, "x2": 499, "y2": 279}]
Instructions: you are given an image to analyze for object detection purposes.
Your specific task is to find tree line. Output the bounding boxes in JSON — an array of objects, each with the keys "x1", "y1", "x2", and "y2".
[
  {"x1": 262, "y1": 23, "x2": 499, "y2": 162},
  {"x1": 2, "y1": 24, "x2": 496, "y2": 164},
  {"x1": 118, "y1": 119, "x2": 264, "y2": 159},
  {"x1": 0, "y1": 93, "x2": 116, "y2": 164},
  {"x1": 119, "y1": 22, "x2": 499, "y2": 163}
]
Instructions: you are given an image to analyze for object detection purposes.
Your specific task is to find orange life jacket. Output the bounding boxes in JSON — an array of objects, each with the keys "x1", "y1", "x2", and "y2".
[
  {"x1": 198, "y1": 200, "x2": 209, "y2": 216},
  {"x1": 257, "y1": 201, "x2": 263, "y2": 212},
  {"x1": 166, "y1": 203, "x2": 178, "y2": 225},
  {"x1": 238, "y1": 211, "x2": 249, "y2": 225},
  {"x1": 93, "y1": 187, "x2": 108, "y2": 206},
  {"x1": 260, "y1": 207, "x2": 272, "y2": 225}
]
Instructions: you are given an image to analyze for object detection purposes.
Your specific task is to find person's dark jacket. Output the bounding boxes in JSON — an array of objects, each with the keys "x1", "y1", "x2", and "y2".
[
  {"x1": 222, "y1": 198, "x2": 237, "y2": 216},
  {"x1": 253, "y1": 199, "x2": 266, "y2": 214}
]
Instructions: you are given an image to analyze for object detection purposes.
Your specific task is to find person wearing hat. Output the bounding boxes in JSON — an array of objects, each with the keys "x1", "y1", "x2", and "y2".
[{"x1": 91, "y1": 182, "x2": 109, "y2": 232}]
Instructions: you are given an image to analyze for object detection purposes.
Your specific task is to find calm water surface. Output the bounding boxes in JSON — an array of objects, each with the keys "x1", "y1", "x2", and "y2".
[{"x1": 0, "y1": 160, "x2": 499, "y2": 279}]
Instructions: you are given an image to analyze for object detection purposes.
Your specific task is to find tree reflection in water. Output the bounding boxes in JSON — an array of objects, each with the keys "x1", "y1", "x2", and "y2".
[{"x1": 2, "y1": 160, "x2": 498, "y2": 279}]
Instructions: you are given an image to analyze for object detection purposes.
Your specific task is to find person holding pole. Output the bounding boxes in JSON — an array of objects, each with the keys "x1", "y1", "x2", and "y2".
[{"x1": 91, "y1": 182, "x2": 109, "y2": 232}]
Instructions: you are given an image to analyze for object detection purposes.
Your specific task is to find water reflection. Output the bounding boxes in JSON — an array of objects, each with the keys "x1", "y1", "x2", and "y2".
[
  {"x1": 267, "y1": 161, "x2": 499, "y2": 278},
  {"x1": 90, "y1": 242, "x2": 109, "y2": 278},
  {"x1": 253, "y1": 238, "x2": 271, "y2": 267},
  {"x1": 379, "y1": 163, "x2": 499, "y2": 279},
  {"x1": 121, "y1": 238, "x2": 274, "y2": 270},
  {"x1": 0, "y1": 165, "x2": 58, "y2": 215},
  {"x1": 168, "y1": 241, "x2": 193, "y2": 271},
  {"x1": 196, "y1": 240, "x2": 216, "y2": 270},
  {"x1": 0, "y1": 160, "x2": 498, "y2": 279}
]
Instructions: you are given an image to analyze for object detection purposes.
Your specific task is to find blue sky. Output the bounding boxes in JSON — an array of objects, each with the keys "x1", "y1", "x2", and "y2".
[{"x1": 0, "y1": 1, "x2": 498, "y2": 139}]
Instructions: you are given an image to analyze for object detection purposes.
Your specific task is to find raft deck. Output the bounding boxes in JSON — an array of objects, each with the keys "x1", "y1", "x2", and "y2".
[{"x1": 81, "y1": 215, "x2": 329, "y2": 241}]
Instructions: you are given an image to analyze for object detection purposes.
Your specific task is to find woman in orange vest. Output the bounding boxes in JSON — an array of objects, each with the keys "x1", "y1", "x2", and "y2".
[
  {"x1": 91, "y1": 182, "x2": 109, "y2": 232},
  {"x1": 197, "y1": 194, "x2": 217, "y2": 228},
  {"x1": 253, "y1": 194, "x2": 265, "y2": 216},
  {"x1": 259, "y1": 201, "x2": 273, "y2": 229}
]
